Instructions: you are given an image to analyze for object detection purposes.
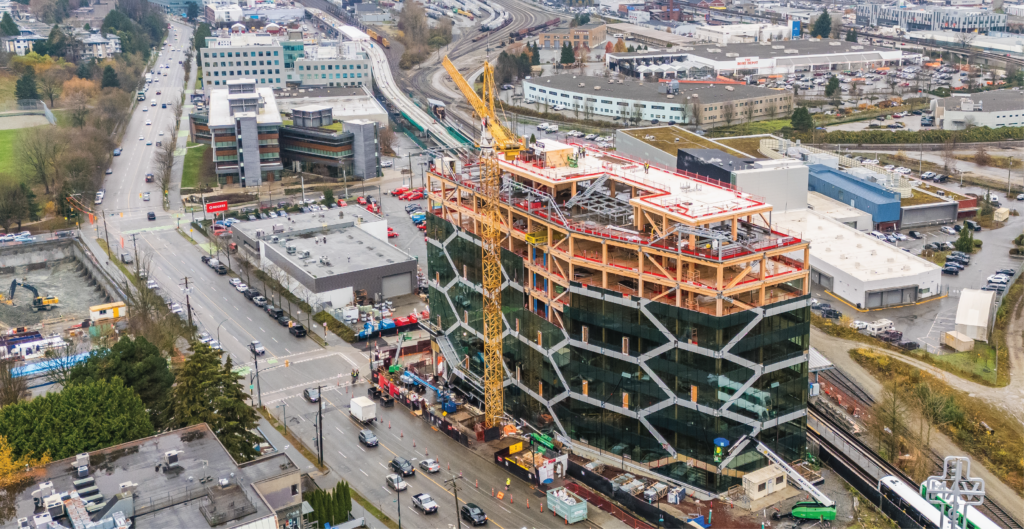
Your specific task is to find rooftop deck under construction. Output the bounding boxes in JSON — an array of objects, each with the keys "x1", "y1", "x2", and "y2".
[{"x1": 427, "y1": 140, "x2": 810, "y2": 322}]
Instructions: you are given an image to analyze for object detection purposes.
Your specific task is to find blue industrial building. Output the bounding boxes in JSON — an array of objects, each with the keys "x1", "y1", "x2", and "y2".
[{"x1": 807, "y1": 164, "x2": 901, "y2": 229}]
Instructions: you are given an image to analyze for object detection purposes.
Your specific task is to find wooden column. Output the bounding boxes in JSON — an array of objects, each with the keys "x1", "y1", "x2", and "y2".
[
  {"x1": 803, "y1": 246, "x2": 811, "y2": 294},
  {"x1": 731, "y1": 217, "x2": 737, "y2": 241}
]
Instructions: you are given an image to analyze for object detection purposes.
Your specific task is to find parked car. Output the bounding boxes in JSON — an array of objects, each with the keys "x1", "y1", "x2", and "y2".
[
  {"x1": 995, "y1": 268, "x2": 1016, "y2": 276},
  {"x1": 289, "y1": 323, "x2": 307, "y2": 337},
  {"x1": 850, "y1": 321, "x2": 868, "y2": 330},
  {"x1": 266, "y1": 306, "x2": 284, "y2": 319},
  {"x1": 820, "y1": 308, "x2": 842, "y2": 319},
  {"x1": 907, "y1": 231, "x2": 922, "y2": 239},
  {"x1": 942, "y1": 266, "x2": 960, "y2": 275},
  {"x1": 981, "y1": 284, "x2": 1007, "y2": 292},
  {"x1": 988, "y1": 275, "x2": 1010, "y2": 284},
  {"x1": 940, "y1": 226, "x2": 957, "y2": 235}
]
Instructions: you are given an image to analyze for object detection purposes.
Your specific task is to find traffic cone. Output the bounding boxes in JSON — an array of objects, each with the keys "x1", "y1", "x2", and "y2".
[
  {"x1": 459, "y1": 470, "x2": 462, "y2": 478},
  {"x1": 475, "y1": 479, "x2": 478, "y2": 488},
  {"x1": 447, "y1": 462, "x2": 450, "y2": 471},
  {"x1": 400, "y1": 431, "x2": 403, "y2": 438},
  {"x1": 510, "y1": 494, "x2": 513, "y2": 505},
  {"x1": 413, "y1": 439, "x2": 416, "y2": 447},
  {"x1": 540, "y1": 503, "x2": 543, "y2": 513},
  {"x1": 425, "y1": 448, "x2": 428, "y2": 455},
  {"x1": 527, "y1": 498, "x2": 530, "y2": 509},
  {"x1": 389, "y1": 420, "x2": 391, "y2": 429}
]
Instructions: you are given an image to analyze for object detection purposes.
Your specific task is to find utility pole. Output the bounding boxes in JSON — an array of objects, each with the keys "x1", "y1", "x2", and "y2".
[
  {"x1": 276, "y1": 402, "x2": 287, "y2": 435},
  {"x1": 102, "y1": 212, "x2": 113, "y2": 260},
  {"x1": 130, "y1": 233, "x2": 140, "y2": 277},
  {"x1": 407, "y1": 152, "x2": 414, "y2": 188},
  {"x1": 317, "y1": 384, "x2": 324, "y2": 467},
  {"x1": 181, "y1": 277, "x2": 195, "y2": 338},
  {"x1": 250, "y1": 343, "x2": 263, "y2": 408},
  {"x1": 444, "y1": 475, "x2": 464, "y2": 529}
]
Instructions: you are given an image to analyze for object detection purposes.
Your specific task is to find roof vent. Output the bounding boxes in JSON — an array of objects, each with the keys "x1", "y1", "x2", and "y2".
[
  {"x1": 708, "y1": 48, "x2": 721, "y2": 52},
  {"x1": 851, "y1": 45, "x2": 864, "y2": 50},
  {"x1": 772, "y1": 45, "x2": 784, "y2": 49},
  {"x1": 594, "y1": 85, "x2": 601, "y2": 90},
  {"x1": 725, "y1": 86, "x2": 734, "y2": 91},
  {"x1": 579, "y1": 83, "x2": 585, "y2": 87},
  {"x1": 784, "y1": 49, "x2": 799, "y2": 54},
  {"x1": 829, "y1": 41, "x2": 842, "y2": 46},
  {"x1": 726, "y1": 52, "x2": 739, "y2": 57},
  {"x1": 666, "y1": 94, "x2": 673, "y2": 98}
]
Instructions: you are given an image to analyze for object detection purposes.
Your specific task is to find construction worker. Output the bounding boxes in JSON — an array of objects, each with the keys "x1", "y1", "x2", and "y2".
[{"x1": 505, "y1": 477, "x2": 510, "y2": 491}]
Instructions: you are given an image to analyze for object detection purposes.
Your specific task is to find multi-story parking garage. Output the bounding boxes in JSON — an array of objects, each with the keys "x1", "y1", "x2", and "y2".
[{"x1": 424, "y1": 141, "x2": 811, "y2": 494}]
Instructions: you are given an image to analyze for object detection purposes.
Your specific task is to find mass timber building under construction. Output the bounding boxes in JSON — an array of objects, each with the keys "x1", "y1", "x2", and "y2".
[{"x1": 424, "y1": 139, "x2": 811, "y2": 494}]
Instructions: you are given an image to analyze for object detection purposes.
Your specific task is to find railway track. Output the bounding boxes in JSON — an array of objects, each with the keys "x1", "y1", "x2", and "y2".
[{"x1": 820, "y1": 368, "x2": 875, "y2": 406}]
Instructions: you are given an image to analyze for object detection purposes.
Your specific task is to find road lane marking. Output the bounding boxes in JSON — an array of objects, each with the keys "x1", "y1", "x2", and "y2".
[
  {"x1": 360, "y1": 469, "x2": 368, "y2": 476},
  {"x1": 338, "y1": 450, "x2": 347, "y2": 459},
  {"x1": 247, "y1": 317, "x2": 252, "y2": 321},
  {"x1": 260, "y1": 327, "x2": 266, "y2": 332}
]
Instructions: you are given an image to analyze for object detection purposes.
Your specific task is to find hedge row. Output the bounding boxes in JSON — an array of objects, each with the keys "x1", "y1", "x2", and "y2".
[
  {"x1": 792, "y1": 125, "x2": 1024, "y2": 144},
  {"x1": 314, "y1": 311, "x2": 356, "y2": 343}
]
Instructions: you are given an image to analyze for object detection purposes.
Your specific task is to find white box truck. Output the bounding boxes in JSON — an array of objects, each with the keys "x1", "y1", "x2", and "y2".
[{"x1": 350, "y1": 397, "x2": 376, "y2": 424}]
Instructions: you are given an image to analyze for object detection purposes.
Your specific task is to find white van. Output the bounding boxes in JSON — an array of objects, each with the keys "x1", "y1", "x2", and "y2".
[
  {"x1": 612, "y1": 33, "x2": 624, "y2": 38},
  {"x1": 869, "y1": 231, "x2": 886, "y2": 241},
  {"x1": 547, "y1": 125, "x2": 559, "y2": 132},
  {"x1": 866, "y1": 319, "x2": 895, "y2": 336},
  {"x1": 537, "y1": 123, "x2": 550, "y2": 131}
]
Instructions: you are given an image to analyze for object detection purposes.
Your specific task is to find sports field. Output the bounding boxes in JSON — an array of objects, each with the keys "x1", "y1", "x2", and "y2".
[{"x1": 621, "y1": 125, "x2": 753, "y2": 158}]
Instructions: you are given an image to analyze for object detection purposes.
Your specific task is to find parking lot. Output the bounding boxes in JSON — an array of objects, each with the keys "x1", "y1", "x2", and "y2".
[{"x1": 811, "y1": 214, "x2": 1023, "y2": 352}]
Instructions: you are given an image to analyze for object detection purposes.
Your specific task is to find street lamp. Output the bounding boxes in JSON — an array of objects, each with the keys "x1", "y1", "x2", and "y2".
[{"x1": 216, "y1": 317, "x2": 229, "y2": 343}]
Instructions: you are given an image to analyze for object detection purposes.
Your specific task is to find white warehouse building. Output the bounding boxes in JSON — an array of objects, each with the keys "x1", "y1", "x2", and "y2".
[
  {"x1": 693, "y1": 24, "x2": 791, "y2": 44},
  {"x1": 774, "y1": 209, "x2": 942, "y2": 309},
  {"x1": 931, "y1": 90, "x2": 1024, "y2": 130}
]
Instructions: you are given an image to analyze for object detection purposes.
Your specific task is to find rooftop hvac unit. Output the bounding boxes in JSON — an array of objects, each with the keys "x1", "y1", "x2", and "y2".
[
  {"x1": 772, "y1": 45, "x2": 784, "y2": 49},
  {"x1": 579, "y1": 83, "x2": 585, "y2": 87},
  {"x1": 120, "y1": 481, "x2": 138, "y2": 495},
  {"x1": 17, "y1": 518, "x2": 29, "y2": 529},
  {"x1": 851, "y1": 45, "x2": 864, "y2": 50},
  {"x1": 726, "y1": 52, "x2": 739, "y2": 57},
  {"x1": 829, "y1": 41, "x2": 842, "y2": 46},
  {"x1": 708, "y1": 48, "x2": 721, "y2": 52},
  {"x1": 594, "y1": 86, "x2": 601, "y2": 90},
  {"x1": 75, "y1": 453, "x2": 90, "y2": 469},
  {"x1": 785, "y1": 49, "x2": 799, "y2": 54},
  {"x1": 299, "y1": 250, "x2": 311, "y2": 258},
  {"x1": 219, "y1": 478, "x2": 231, "y2": 488},
  {"x1": 31, "y1": 482, "x2": 54, "y2": 505},
  {"x1": 44, "y1": 495, "x2": 65, "y2": 519},
  {"x1": 77, "y1": 466, "x2": 88, "y2": 478},
  {"x1": 164, "y1": 450, "x2": 182, "y2": 469},
  {"x1": 32, "y1": 513, "x2": 52, "y2": 529}
]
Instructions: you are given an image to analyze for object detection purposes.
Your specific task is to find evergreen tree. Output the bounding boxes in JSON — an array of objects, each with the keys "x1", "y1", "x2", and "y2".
[
  {"x1": 531, "y1": 42, "x2": 540, "y2": 65},
  {"x1": 83, "y1": 22, "x2": 91, "y2": 32},
  {"x1": 811, "y1": 10, "x2": 831, "y2": 38},
  {"x1": 100, "y1": 65, "x2": 119, "y2": 88},
  {"x1": 19, "y1": 184, "x2": 39, "y2": 222},
  {"x1": 187, "y1": 2, "x2": 199, "y2": 21},
  {"x1": 76, "y1": 61, "x2": 92, "y2": 80},
  {"x1": 343, "y1": 482, "x2": 352, "y2": 516},
  {"x1": 0, "y1": 378, "x2": 153, "y2": 460},
  {"x1": 627, "y1": 44, "x2": 635, "y2": 52},
  {"x1": 333, "y1": 484, "x2": 344, "y2": 524},
  {"x1": 529, "y1": 133, "x2": 536, "y2": 144},
  {"x1": 559, "y1": 41, "x2": 575, "y2": 64},
  {"x1": 0, "y1": 12, "x2": 19, "y2": 37},
  {"x1": 846, "y1": 28, "x2": 858, "y2": 42},
  {"x1": 14, "y1": 66, "x2": 39, "y2": 100},
  {"x1": 790, "y1": 106, "x2": 813, "y2": 131},
  {"x1": 170, "y1": 344, "x2": 260, "y2": 462},
  {"x1": 954, "y1": 223, "x2": 974, "y2": 252},
  {"x1": 69, "y1": 336, "x2": 175, "y2": 429},
  {"x1": 824, "y1": 76, "x2": 840, "y2": 97}
]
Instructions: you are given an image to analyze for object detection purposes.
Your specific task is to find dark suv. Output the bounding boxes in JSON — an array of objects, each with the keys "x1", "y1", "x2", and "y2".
[
  {"x1": 358, "y1": 429, "x2": 378, "y2": 447},
  {"x1": 289, "y1": 323, "x2": 307, "y2": 337},
  {"x1": 460, "y1": 504, "x2": 487, "y2": 526},
  {"x1": 389, "y1": 457, "x2": 415, "y2": 476},
  {"x1": 243, "y1": 288, "x2": 261, "y2": 300},
  {"x1": 265, "y1": 305, "x2": 284, "y2": 319}
]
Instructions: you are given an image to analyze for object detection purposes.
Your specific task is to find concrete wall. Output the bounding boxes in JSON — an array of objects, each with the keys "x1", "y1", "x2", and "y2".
[
  {"x1": 732, "y1": 160, "x2": 808, "y2": 213},
  {"x1": 0, "y1": 237, "x2": 124, "y2": 303}
]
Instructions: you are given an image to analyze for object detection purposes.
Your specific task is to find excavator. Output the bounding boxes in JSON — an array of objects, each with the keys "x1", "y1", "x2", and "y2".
[{"x1": 9, "y1": 279, "x2": 60, "y2": 312}]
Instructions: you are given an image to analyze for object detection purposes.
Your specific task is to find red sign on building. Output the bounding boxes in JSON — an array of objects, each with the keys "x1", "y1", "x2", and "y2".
[{"x1": 205, "y1": 200, "x2": 229, "y2": 213}]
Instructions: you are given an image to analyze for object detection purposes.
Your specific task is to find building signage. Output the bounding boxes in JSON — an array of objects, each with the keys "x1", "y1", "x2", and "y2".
[
  {"x1": 205, "y1": 200, "x2": 229, "y2": 213},
  {"x1": 736, "y1": 57, "x2": 759, "y2": 67},
  {"x1": 791, "y1": 20, "x2": 801, "y2": 38}
]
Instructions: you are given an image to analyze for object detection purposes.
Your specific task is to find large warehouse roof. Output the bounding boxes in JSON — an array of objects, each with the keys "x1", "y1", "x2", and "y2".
[
  {"x1": 607, "y1": 38, "x2": 891, "y2": 62},
  {"x1": 772, "y1": 209, "x2": 939, "y2": 283},
  {"x1": 526, "y1": 76, "x2": 775, "y2": 106}
]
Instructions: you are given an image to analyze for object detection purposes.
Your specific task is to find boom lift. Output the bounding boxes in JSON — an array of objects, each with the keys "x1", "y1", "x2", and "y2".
[
  {"x1": 725, "y1": 435, "x2": 837, "y2": 521},
  {"x1": 9, "y1": 279, "x2": 60, "y2": 312}
]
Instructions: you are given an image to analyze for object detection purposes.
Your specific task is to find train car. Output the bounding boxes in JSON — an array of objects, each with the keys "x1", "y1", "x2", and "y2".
[
  {"x1": 919, "y1": 482, "x2": 1001, "y2": 529},
  {"x1": 879, "y1": 476, "x2": 1000, "y2": 529},
  {"x1": 90, "y1": 301, "x2": 126, "y2": 322}
]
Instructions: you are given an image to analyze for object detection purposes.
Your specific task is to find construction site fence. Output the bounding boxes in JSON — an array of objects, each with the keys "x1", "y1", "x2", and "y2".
[{"x1": 566, "y1": 460, "x2": 682, "y2": 529}]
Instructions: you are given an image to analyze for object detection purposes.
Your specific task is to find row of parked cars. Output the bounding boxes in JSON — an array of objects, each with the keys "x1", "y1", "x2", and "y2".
[
  {"x1": 200, "y1": 254, "x2": 307, "y2": 337},
  {"x1": 940, "y1": 251, "x2": 971, "y2": 276},
  {"x1": 984, "y1": 268, "x2": 1016, "y2": 293}
]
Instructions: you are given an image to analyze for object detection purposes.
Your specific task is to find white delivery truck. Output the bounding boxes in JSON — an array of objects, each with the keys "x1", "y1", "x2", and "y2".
[{"x1": 350, "y1": 396, "x2": 376, "y2": 424}]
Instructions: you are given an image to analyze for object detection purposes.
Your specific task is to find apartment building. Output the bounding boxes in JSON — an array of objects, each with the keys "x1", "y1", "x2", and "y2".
[
  {"x1": 522, "y1": 76, "x2": 793, "y2": 125},
  {"x1": 425, "y1": 140, "x2": 811, "y2": 494},
  {"x1": 538, "y1": 22, "x2": 607, "y2": 49},
  {"x1": 200, "y1": 30, "x2": 371, "y2": 94}
]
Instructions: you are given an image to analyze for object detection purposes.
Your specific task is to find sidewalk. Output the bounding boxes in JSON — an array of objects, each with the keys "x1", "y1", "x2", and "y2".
[{"x1": 257, "y1": 416, "x2": 391, "y2": 529}]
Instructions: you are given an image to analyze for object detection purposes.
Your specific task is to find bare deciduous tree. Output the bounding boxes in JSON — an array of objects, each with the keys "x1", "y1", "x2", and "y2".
[
  {"x1": 942, "y1": 134, "x2": 959, "y2": 174},
  {"x1": 722, "y1": 102, "x2": 735, "y2": 126},
  {"x1": 378, "y1": 126, "x2": 396, "y2": 156},
  {"x1": 18, "y1": 127, "x2": 69, "y2": 196},
  {"x1": 43, "y1": 340, "x2": 79, "y2": 387},
  {"x1": 0, "y1": 358, "x2": 28, "y2": 408},
  {"x1": 869, "y1": 377, "x2": 912, "y2": 463},
  {"x1": 766, "y1": 99, "x2": 778, "y2": 120}
]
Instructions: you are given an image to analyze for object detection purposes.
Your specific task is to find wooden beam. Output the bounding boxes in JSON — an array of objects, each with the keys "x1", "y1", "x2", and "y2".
[
  {"x1": 643, "y1": 210, "x2": 663, "y2": 239},
  {"x1": 725, "y1": 265, "x2": 754, "y2": 290},
  {"x1": 726, "y1": 297, "x2": 755, "y2": 312},
  {"x1": 652, "y1": 287, "x2": 676, "y2": 303},
  {"x1": 643, "y1": 251, "x2": 674, "y2": 281}
]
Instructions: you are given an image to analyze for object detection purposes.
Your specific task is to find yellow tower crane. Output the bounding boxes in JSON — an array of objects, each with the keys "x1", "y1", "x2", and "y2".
[
  {"x1": 442, "y1": 56, "x2": 515, "y2": 428},
  {"x1": 441, "y1": 56, "x2": 523, "y2": 161}
]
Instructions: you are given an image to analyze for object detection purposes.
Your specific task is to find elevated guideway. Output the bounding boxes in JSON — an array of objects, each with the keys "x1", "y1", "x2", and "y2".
[{"x1": 360, "y1": 42, "x2": 470, "y2": 149}]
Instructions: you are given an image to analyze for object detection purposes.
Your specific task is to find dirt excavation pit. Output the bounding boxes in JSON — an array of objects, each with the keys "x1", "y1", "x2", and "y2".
[{"x1": 0, "y1": 259, "x2": 110, "y2": 328}]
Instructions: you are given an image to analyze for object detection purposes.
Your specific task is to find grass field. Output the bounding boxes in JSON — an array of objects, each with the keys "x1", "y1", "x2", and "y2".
[
  {"x1": 0, "y1": 129, "x2": 21, "y2": 176},
  {"x1": 709, "y1": 118, "x2": 791, "y2": 137},
  {"x1": 182, "y1": 141, "x2": 208, "y2": 189},
  {"x1": 622, "y1": 125, "x2": 752, "y2": 158},
  {"x1": 932, "y1": 342, "x2": 999, "y2": 385}
]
